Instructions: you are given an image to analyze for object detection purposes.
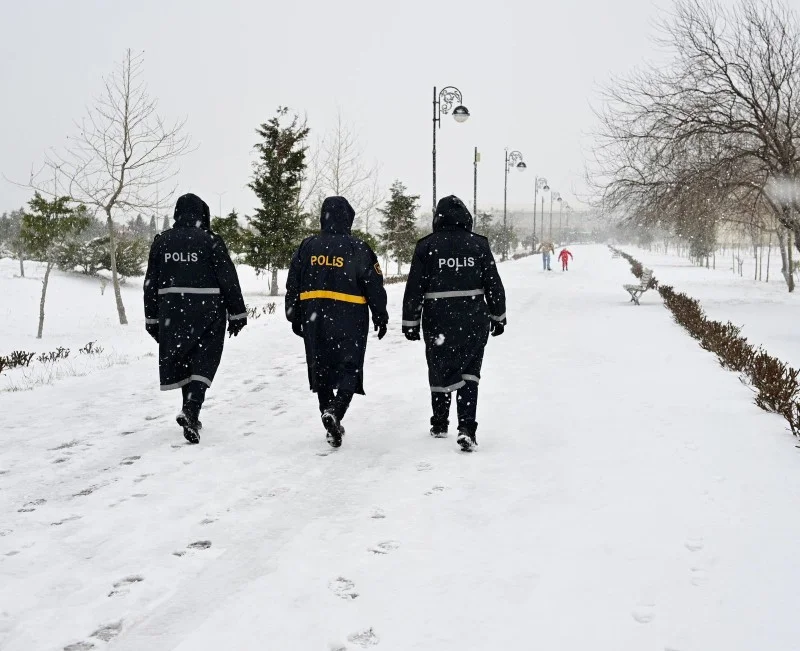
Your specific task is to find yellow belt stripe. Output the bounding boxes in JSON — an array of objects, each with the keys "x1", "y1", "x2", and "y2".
[{"x1": 300, "y1": 290, "x2": 367, "y2": 304}]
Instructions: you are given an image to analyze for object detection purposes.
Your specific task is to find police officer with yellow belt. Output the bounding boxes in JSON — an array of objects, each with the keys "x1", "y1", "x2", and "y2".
[{"x1": 286, "y1": 196, "x2": 388, "y2": 448}]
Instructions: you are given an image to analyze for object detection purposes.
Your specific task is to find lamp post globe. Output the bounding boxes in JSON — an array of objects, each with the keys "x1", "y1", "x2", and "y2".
[
  {"x1": 516, "y1": 161, "x2": 527, "y2": 171},
  {"x1": 453, "y1": 105, "x2": 470, "y2": 123}
]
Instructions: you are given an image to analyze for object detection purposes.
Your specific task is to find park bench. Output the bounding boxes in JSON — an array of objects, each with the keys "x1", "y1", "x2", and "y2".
[{"x1": 624, "y1": 268, "x2": 654, "y2": 305}]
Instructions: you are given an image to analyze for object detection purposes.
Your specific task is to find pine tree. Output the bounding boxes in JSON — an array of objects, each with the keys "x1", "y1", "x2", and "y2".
[
  {"x1": 149, "y1": 215, "x2": 157, "y2": 239},
  {"x1": 211, "y1": 210, "x2": 246, "y2": 257},
  {"x1": 162, "y1": 214, "x2": 170, "y2": 232},
  {"x1": 379, "y1": 181, "x2": 420, "y2": 274},
  {"x1": 246, "y1": 107, "x2": 309, "y2": 295},
  {"x1": 21, "y1": 193, "x2": 90, "y2": 338}
]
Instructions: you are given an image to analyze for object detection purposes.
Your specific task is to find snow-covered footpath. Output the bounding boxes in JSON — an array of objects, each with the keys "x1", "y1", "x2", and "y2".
[{"x1": 2, "y1": 246, "x2": 800, "y2": 651}]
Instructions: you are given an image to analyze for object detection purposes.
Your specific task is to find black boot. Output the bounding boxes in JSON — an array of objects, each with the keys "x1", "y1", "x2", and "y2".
[
  {"x1": 430, "y1": 416, "x2": 449, "y2": 438},
  {"x1": 456, "y1": 422, "x2": 478, "y2": 452},
  {"x1": 321, "y1": 409, "x2": 345, "y2": 448},
  {"x1": 177, "y1": 400, "x2": 201, "y2": 444}
]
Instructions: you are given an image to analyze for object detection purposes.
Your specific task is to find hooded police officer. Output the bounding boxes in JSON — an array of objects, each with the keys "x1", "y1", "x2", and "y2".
[
  {"x1": 402, "y1": 195, "x2": 506, "y2": 451},
  {"x1": 143, "y1": 193, "x2": 247, "y2": 444},
  {"x1": 286, "y1": 196, "x2": 388, "y2": 448}
]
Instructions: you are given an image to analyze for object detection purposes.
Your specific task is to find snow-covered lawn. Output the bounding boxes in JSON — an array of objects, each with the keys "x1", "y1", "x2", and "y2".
[
  {"x1": 629, "y1": 246, "x2": 800, "y2": 369},
  {"x1": 2, "y1": 246, "x2": 800, "y2": 650}
]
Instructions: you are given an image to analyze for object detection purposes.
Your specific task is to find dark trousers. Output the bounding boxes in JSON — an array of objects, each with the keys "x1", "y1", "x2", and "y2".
[
  {"x1": 431, "y1": 381, "x2": 479, "y2": 432},
  {"x1": 181, "y1": 381, "x2": 208, "y2": 417},
  {"x1": 317, "y1": 386, "x2": 354, "y2": 421}
]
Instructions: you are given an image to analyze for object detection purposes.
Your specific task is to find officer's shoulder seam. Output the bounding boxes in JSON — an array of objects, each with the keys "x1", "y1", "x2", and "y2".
[
  {"x1": 416, "y1": 233, "x2": 435, "y2": 244},
  {"x1": 470, "y1": 233, "x2": 489, "y2": 242}
]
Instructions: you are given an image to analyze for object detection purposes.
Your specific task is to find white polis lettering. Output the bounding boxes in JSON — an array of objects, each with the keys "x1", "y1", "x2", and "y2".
[
  {"x1": 165, "y1": 252, "x2": 199, "y2": 263},
  {"x1": 438, "y1": 257, "x2": 475, "y2": 269}
]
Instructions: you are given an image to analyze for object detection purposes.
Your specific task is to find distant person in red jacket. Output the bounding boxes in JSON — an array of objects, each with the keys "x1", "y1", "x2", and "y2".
[{"x1": 558, "y1": 248, "x2": 573, "y2": 271}]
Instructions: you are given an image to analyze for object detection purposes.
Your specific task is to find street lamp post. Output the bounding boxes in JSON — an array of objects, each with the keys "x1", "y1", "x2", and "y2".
[
  {"x1": 533, "y1": 176, "x2": 549, "y2": 252},
  {"x1": 549, "y1": 191, "x2": 561, "y2": 240},
  {"x1": 432, "y1": 86, "x2": 470, "y2": 214},
  {"x1": 213, "y1": 190, "x2": 228, "y2": 220},
  {"x1": 559, "y1": 201, "x2": 570, "y2": 243},
  {"x1": 473, "y1": 147, "x2": 480, "y2": 225},
  {"x1": 503, "y1": 149, "x2": 527, "y2": 260}
]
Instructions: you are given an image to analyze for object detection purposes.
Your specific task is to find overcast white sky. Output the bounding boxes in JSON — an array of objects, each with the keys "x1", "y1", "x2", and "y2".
[{"x1": 1, "y1": 0, "x2": 691, "y2": 219}]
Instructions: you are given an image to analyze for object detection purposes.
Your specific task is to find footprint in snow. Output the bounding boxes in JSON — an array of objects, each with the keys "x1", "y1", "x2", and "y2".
[
  {"x1": 131, "y1": 493, "x2": 148, "y2": 499},
  {"x1": 631, "y1": 603, "x2": 656, "y2": 624},
  {"x1": 50, "y1": 440, "x2": 81, "y2": 451},
  {"x1": 243, "y1": 431, "x2": 256, "y2": 437},
  {"x1": 0, "y1": 469, "x2": 9, "y2": 475},
  {"x1": 90, "y1": 620, "x2": 123, "y2": 642},
  {"x1": 368, "y1": 540, "x2": 400, "y2": 555},
  {"x1": 370, "y1": 508, "x2": 386, "y2": 519},
  {"x1": 120, "y1": 431, "x2": 135, "y2": 437},
  {"x1": 144, "y1": 415, "x2": 160, "y2": 421},
  {"x1": 685, "y1": 537, "x2": 705, "y2": 552},
  {"x1": 250, "y1": 384, "x2": 267, "y2": 393},
  {"x1": 348, "y1": 627, "x2": 380, "y2": 647},
  {"x1": 133, "y1": 474, "x2": 152, "y2": 484},
  {"x1": 63, "y1": 642, "x2": 95, "y2": 650},
  {"x1": 424, "y1": 484, "x2": 448, "y2": 496},
  {"x1": 53, "y1": 458, "x2": 69, "y2": 464},
  {"x1": 18, "y1": 498, "x2": 46, "y2": 513},
  {"x1": 200, "y1": 518, "x2": 217, "y2": 525},
  {"x1": 51, "y1": 515, "x2": 82, "y2": 527},
  {"x1": 120, "y1": 456, "x2": 141, "y2": 466},
  {"x1": 329, "y1": 577, "x2": 359, "y2": 600},
  {"x1": 690, "y1": 567, "x2": 709, "y2": 587},
  {"x1": 0, "y1": 528, "x2": 12, "y2": 537},
  {"x1": 109, "y1": 575, "x2": 144, "y2": 597},
  {"x1": 188, "y1": 540, "x2": 212, "y2": 550},
  {"x1": 73, "y1": 485, "x2": 100, "y2": 497},
  {"x1": 416, "y1": 461, "x2": 433, "y2": 472}
]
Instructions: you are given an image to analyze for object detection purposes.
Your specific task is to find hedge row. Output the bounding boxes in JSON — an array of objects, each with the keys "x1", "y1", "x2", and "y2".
[{"x1": 610, "y1": 246, "x2": 800, "y2": 438}]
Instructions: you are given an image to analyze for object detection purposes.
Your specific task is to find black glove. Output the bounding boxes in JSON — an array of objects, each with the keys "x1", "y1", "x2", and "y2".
[
  {"x1": 374, "y1": 323, "x2": 387, "y2": 340},
  {"x1": 490, "y1": 321, "x2": 505, "y2": 337},
  {"x1": 403, "y1": 326, "x2": 420, "y2": 341},
  {"x1": 228, "y1": 317, "x2": 247, "y2": 337},
  {"x1": 145, "y1": 322, "x2": 159, "y2": 343},
  {"x1": 292, "y1": 319, "x2": 303, "y2": 338}
]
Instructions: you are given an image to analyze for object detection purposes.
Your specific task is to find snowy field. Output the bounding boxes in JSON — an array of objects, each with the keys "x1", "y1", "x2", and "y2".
[
  {"x1": 629, "y1": 246, "x2": 800, "y2": 369},
  {"x1": 2, "y1": 245, "x2": 800, "y2": 650}
]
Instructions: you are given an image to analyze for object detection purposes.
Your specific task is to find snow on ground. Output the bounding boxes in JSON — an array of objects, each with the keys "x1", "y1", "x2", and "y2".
[
  {"x1": 629, "y1": 246, "x2": 800, "y2": 369},
  {"x1": 2, "y1": 245, "x2": 800, "y2": 650}
]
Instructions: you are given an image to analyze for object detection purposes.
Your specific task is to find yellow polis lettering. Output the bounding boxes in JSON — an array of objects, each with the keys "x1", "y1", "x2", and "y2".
[{"x1": 311, "y1": 255, "x2": 345, "y2": 267}]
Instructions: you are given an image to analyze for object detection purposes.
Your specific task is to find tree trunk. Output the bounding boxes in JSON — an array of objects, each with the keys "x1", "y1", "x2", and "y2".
[
  {"x1": 19, "y1": 253, "x2": 24, "y2": 278},
  {"x1": 270, "y1": 266, "x2": 279, "y2": 297},
  {"x1": 37, "y1": 260, "x2": 53, "y2": 339},
  {"x1": 766, "y1": 231, "x2": 772, "y2": 283},
  {"x1": 788, "y1": 231, "x2": 795, "y2": 293},
  {"x1": 105, "y1": 211, "x2": 128, "y2": 324}
]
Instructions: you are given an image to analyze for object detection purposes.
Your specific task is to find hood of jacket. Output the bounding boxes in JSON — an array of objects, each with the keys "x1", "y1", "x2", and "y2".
[
  {"x1": 174, "y1": 193, "x2": 211, "y2": 230},
  {"x1": 320, "y1": 196, "x2": 355, "y2": 235},
  {"x1": 433, "y1": 195, "x2": 473, "y2": 232}
]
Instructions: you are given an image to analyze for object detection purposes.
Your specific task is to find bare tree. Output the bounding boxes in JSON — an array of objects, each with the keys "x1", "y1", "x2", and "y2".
[
  {"x1": 27, "y1": 49, "x2": 192, "y2": 323},
  {"x1": 307, "y1": 112, "x2": 383, "y2": 234},
  {"x1": 592, "y1": 0, "x2": 800, "y2": 290}
]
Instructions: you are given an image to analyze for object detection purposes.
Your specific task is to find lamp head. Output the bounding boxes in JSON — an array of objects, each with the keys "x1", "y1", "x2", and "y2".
[
  {"x1": 452, "y1": 105, "x2": 470, "y2": 123},
  {"x1": 516, "y1": 161, "x2": 527, "y2": 171}
]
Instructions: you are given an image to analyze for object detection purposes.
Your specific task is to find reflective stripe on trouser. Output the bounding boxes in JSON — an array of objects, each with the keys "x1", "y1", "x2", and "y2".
[
  {"x1": 489, "y1": 313, "x2": 506, "y2": 322},
  {"x1": 430, "y1": 374, "x2": 480, "y2": 393},
  {"x1": 402, "y1": 320, "x2": 420, "y2": 327},
  {"x1": 161, "y1": 374, "x2": 213, "y2": 391},
  {"x1": 432, "y1": 381, "x2": 478, "y2": 428},
  {"x1": 158, "y1": 287, "x2": 221, "y2": 295},
  {"x1": 300, "y1": 290, "x2": 367, "y2": 304},
  {"x1": 228, "y1": 312, "x2": 248, "y2": 321},
  {"x1": 424, "y1": 289, "x2": 485, "y2": 300}
]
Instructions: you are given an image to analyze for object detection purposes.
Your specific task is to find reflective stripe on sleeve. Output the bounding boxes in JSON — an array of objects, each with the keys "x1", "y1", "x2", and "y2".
[
  {"x1": 490, "y1": 313, "x2": 506, "y2": 322},
  {"x1": 158, "y1": 287, "x2": 221, "y2": 295},
  {"x1": 160, "y1": 374, "x2": 213, "y2": 391},
  {"x1": 402, "y1": 320, "x2": 420, "y2": 327},
  {"x1": 145, "y1": 318, "x2": 159, "y2": 325},
  {"x1": 300, "y1": 290, "x2": 367, "y2": 304},
  {"x1": 462, "y1": 374, "x2": 480, "y2": 383},
  {"x1": 424, "y1": 289, "x2": 485, "y2": 300},
  {"x1": 228, "y1": 312, "x2": 248, "y2": 321}
]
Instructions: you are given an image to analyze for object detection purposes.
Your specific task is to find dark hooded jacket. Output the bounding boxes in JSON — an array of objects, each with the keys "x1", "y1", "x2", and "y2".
[
  {"x1": 143, "y1": 193, "x2": 247, "y2": 390},
  {"x1": 285, "y1": 196, "x2": 388, "y2": 395},
  {"x1": 402, "y1": 195, "x2": 506, "y2": 392}
]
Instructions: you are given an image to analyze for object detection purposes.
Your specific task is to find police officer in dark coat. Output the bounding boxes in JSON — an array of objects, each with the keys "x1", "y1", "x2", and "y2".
[
  {"x1": 144, "y1": 193, "x2": 247, "y2": 444},
  {"x1": 286, "y1": 196, "x2": 388, "y2": 448},
  {"x1": 402, "y1": 195, "x2": 506, "y2": 451}
]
